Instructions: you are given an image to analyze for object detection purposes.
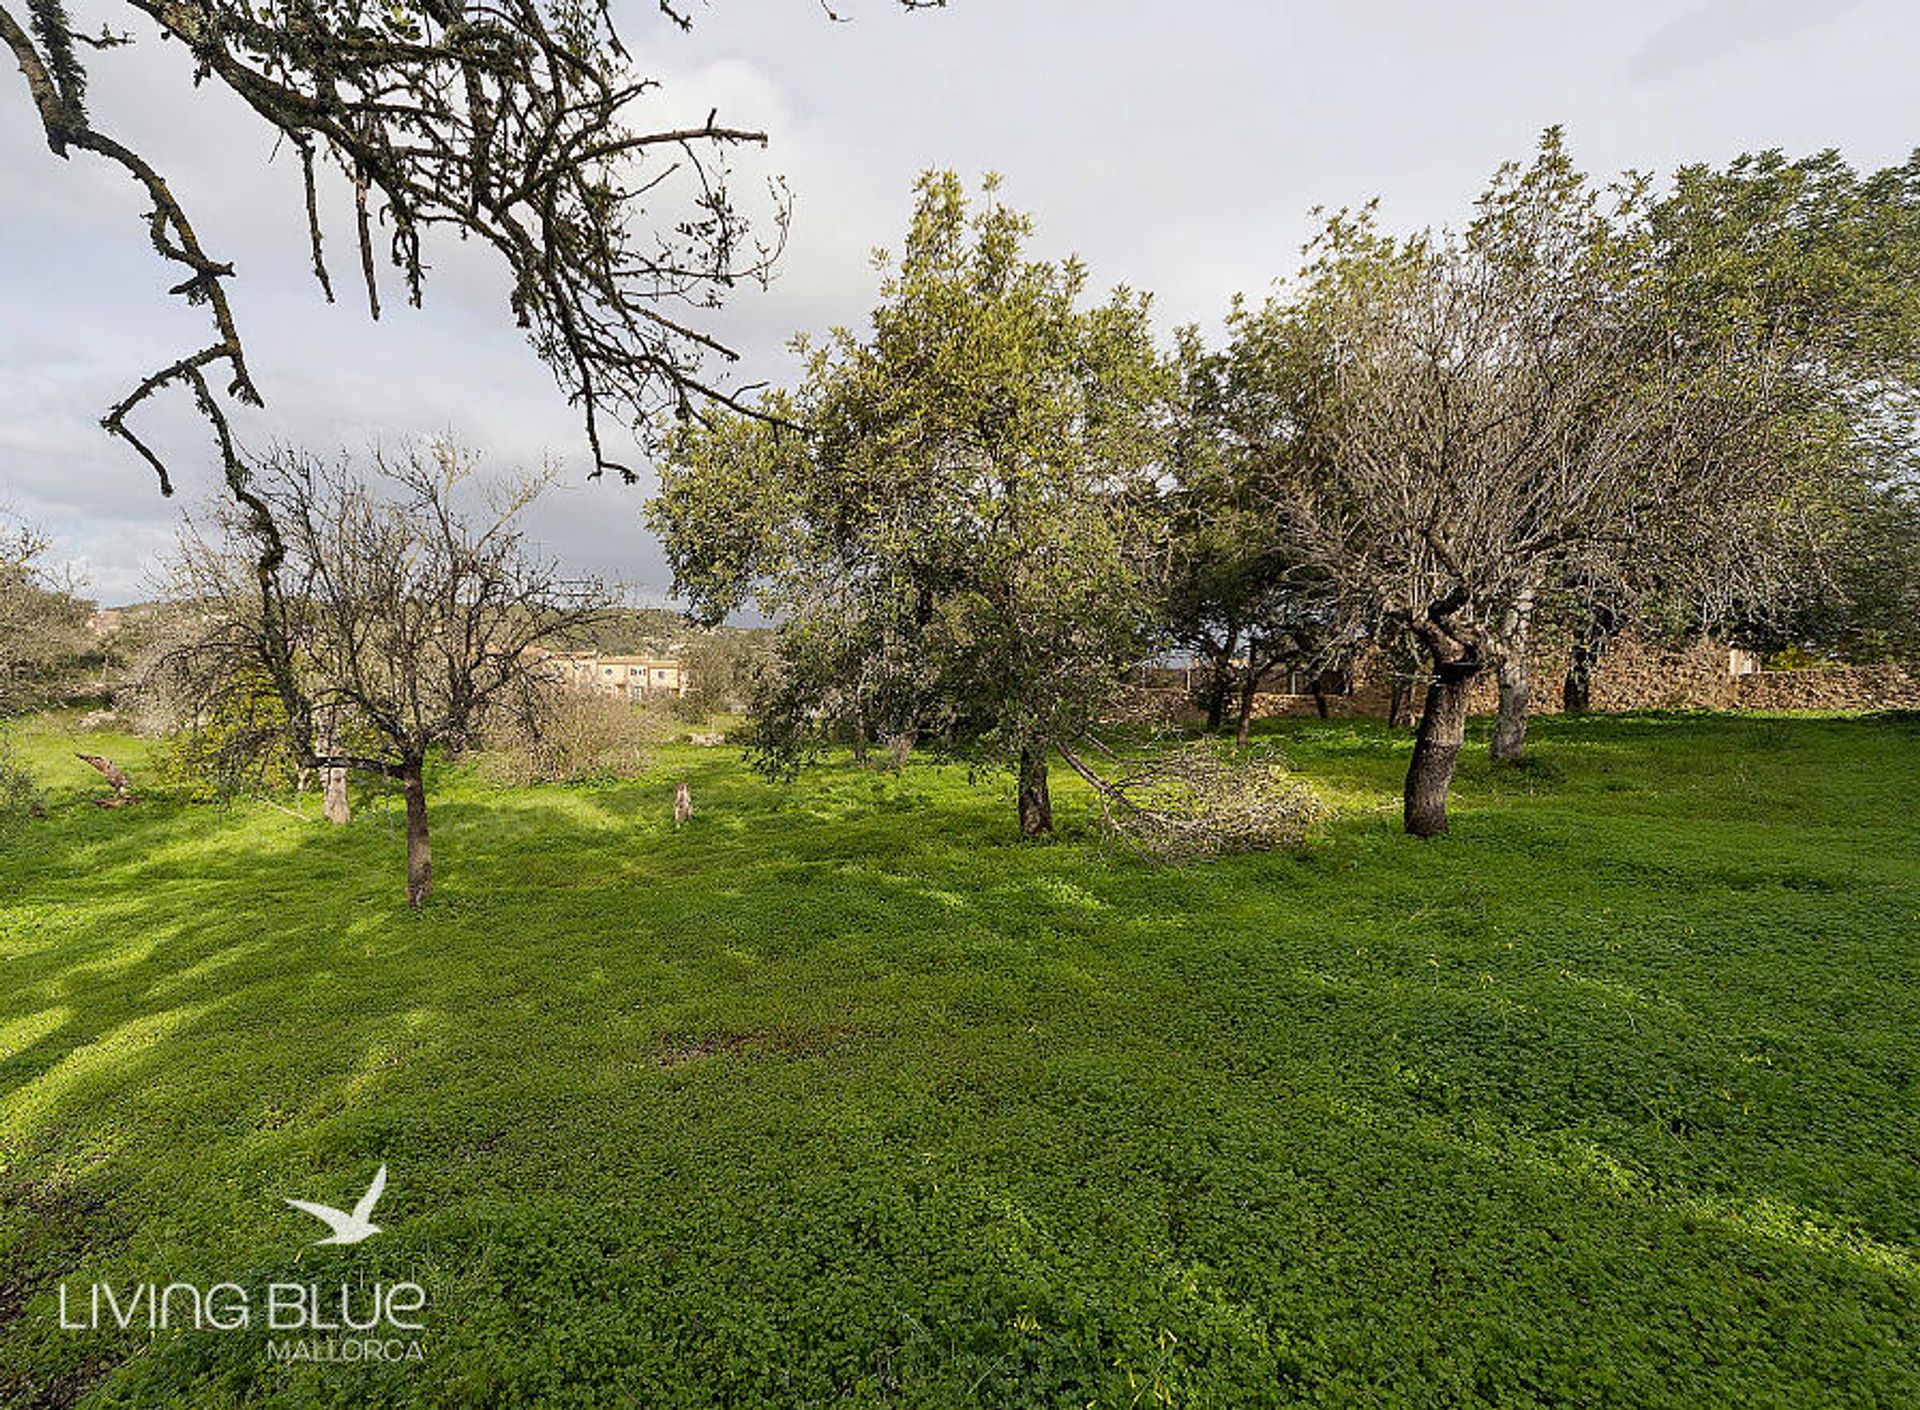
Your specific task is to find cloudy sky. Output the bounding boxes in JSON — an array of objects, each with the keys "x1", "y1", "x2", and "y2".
[{"x1": 3, "y1": 0, "x2": 1916, "y2": 604}]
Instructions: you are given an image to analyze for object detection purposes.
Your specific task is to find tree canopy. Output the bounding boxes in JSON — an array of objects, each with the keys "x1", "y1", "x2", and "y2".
[
  {"x1": 1207, "y1": 131, "x2": 1876, "y2": 833},
  {"x1": 651, "y1": 171, "x2": 1171, "y2": 833}
]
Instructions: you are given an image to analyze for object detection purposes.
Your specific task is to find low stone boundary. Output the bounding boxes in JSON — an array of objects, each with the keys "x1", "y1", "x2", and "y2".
[
  {"x1": 1119, "y1": 652, "x2": 1920, "y2": 726},
  {"x1": 1730, "y1": 663, "x2": 1920, "y2": 712}
]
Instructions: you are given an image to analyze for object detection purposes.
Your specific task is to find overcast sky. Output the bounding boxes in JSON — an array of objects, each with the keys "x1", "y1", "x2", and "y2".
[{"x1": 3, "y1": 0, "x2": 1916, "y2": 604}]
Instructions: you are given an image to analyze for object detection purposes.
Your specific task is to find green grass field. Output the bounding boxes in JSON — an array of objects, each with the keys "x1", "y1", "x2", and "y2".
[{"x1": 2, "y1": 710, "x2": 1917, "y2": 1407}]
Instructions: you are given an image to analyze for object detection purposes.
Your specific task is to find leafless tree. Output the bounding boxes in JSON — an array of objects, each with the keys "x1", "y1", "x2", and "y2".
[
  {"x1": 6, "y1": 0, "x2": 942, "y2": 802},
  {"x1": 1253, "y1": 133, "x2": 1828, "y2": 835},
  {"x1": 0, "y1": 511, "x2": 91, "y2": 717},
  {"x1": 161, "y1": 442, "x2": 610, "y2": 904},
  {"x1": 0, "y1": 0, "x2": 830, "y2": 492}
]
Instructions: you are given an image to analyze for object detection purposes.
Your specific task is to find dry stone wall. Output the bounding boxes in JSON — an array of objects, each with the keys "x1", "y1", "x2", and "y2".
[
  {"x1": 1729, "y1": 663, "x2": 1920, "y2": 711},
  {"x1": 1210, "y1": 634, "x2": 1918, "y2": 722}
]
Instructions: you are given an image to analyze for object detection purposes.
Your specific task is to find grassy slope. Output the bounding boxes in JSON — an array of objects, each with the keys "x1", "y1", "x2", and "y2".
[{"x1": 1, "y1": 712, "x2": 1916, "y2": 1407}]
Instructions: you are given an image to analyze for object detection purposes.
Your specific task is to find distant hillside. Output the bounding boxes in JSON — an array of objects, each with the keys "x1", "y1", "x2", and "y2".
[
  {"x1": 572, "y1": 607, "x2": 689, "y2": 656},
  {"x1": 566, "y1": 608, "x2": 773, "y2": 658}
]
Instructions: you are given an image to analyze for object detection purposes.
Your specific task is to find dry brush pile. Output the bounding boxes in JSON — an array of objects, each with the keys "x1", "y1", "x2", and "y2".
[
  {"x1": 1063, "y1": 739, "x2": 1326, "y2": 865},
  {"x1": 482, "y1": 688, "x2": 660, "y2": 787}
]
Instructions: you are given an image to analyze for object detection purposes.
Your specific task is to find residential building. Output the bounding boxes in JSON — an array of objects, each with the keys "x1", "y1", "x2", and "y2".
[{"x1": 547, "y1": 653, "x2": 688, "y2": 700}]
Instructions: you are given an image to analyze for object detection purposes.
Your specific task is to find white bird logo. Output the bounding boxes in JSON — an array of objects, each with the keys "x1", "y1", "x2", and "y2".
[{"x1": 284, "y1": 1165, "x2": 388, "y2": 1245}]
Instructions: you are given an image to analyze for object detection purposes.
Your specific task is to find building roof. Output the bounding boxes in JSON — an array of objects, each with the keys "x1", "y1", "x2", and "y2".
[{"x1": 547, "y1": 652, "x2": 680, "y2": 666}]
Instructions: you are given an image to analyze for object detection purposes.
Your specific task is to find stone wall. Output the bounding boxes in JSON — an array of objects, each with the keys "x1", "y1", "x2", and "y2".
[
  {"x1": 1211, "y1": 635, "x2": 1918, "y2": 723},
  {"x1": 1730, "y1": 663, "x2": 1920, "y2": 712},
  {"x1": 1231, "y1": 634, "x2": 1740, "y2": 720},
  {"x1": 1479, "y1": 635, "x2": 1740, "y2": 715}
]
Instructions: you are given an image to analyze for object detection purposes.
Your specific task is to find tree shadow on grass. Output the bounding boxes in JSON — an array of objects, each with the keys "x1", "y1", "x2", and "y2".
[{"x1": 2, "y1": 718, "x2": 1918, "y2": 1402}]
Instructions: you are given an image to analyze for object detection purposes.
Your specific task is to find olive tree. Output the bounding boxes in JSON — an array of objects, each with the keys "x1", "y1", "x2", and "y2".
[
  {"x1": 162, "y1": 443, "x2": 608, "y2": 904},
  {"x1": 1735, "y1": 479, "x2": 1920, "y2": 665},
  {"x1": 650, "y1": 172, "x2": 1171, "y2": 835},
  {"x1": 1162, "y1": 323, "x2": 1366, "y2": 743}
]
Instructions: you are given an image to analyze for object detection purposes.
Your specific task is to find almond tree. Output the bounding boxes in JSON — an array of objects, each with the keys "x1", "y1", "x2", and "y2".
[
  {"x1": 1245, "y1": 132, "x2": 1832, "y2": 835},
  {"x1": 0, "y1": 512, "x2": 91, "y2": 717},
  {"x1": 163, "y1": 443, "x2": 608, "y2": 905}
]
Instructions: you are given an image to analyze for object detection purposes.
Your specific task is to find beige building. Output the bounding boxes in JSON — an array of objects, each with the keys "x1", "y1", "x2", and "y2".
[{"x1": 549, "y1": 653, "x2": 687, "y2": 700}]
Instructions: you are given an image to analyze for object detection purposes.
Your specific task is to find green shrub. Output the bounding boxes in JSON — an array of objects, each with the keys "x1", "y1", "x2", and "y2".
[
  {"x1": 0, "y1": 727, "x2": 44, "y2": 826},
  {"x1": 149, "y1": 685, "x2": 306, "y2": 803}
]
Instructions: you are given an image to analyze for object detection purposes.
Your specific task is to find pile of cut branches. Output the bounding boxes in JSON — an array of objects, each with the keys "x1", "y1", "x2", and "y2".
[{"x1": 1061, "y1": 739, "x2": 1324, "y2": 864}]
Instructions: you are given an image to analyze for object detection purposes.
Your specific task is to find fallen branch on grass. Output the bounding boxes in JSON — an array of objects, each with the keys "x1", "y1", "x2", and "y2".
[
  {"x1": 76, "y1": 752, "x2": 135, "y2": 807},
  {"x1": 1057, "y1": 738, "x2": 1324, "y2": 865}
]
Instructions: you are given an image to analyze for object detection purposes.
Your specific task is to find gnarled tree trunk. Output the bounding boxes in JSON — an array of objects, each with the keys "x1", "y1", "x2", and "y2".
[
  {"x1": 1404, "y1": 661, "x2": 1479, "y2": 838},
  {"x1": 1201, "y1": 630, "x2": 1238, "y2": 732},
  {"x1": 323, "y1": 765, "x2": 351, "y2": 825},
  {"x1": 1491, "y1": 586, "x2": 1536, "y2": 763},
  {"x1": 75, "y1": 753, "x2": 132, "y2": 797},
  {"x1": 1233, "y1": 665, "x2": 1261, "y2": 746},
  {"x1": 1387, "y1": 679, "x2": 1411, "y2": 729},
  {"x1": 1562, "y1": 652, "x2": 1594, "y2": 714},
  {"x1": 1018, "y1": 741, "x2": 1053, "y2": 836},
  {"x1": 402, "y1": 756, "x2": 431, "y2": 907},
  {"x1": 1491, "y1": 656, "x2": 1530, "y2": 762},
  {"x1": 1562, "y1": 606, "x2": 1613, "y2": 713},
  {"x1": 319, "y1": 721, "x2": 350, "y2": 825}
]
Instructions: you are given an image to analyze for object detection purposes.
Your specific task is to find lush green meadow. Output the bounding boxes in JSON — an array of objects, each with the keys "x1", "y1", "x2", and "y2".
[{"x1": 1, "y1": 710, "x2": 1916, "y2": 1407}]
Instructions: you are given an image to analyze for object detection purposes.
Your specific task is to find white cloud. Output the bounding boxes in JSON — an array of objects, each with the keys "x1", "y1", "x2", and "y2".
[{"x1": 3, "y1": 0, "x2": 1918, "y2": 604}]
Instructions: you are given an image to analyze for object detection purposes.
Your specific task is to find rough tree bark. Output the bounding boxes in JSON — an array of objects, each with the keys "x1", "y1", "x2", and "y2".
[
  {"x1": 401, "y1": 757, "x2": 431, "y2": 907},
  {"x1": 1404, "y1": 660, "x2": 1479, "y2": 838},
  {"x1": 1201, "y1": 631, "x2": 1238, "y2": 732},
  {"x1": 74, "y1": 752, "x2": 132, "y2": 796},
  {"x1": 1562, "y1": 653, "x2": 1594, "y2": 713},
  {"x1": 1490, "y1": 587, "x2": 1536, "y2": 763},
  {"x1": 76, "y1": 752, "x2": 134, "y2": 807},
  {"x1": 1203, "y1": 686, "x2": 1227, "y2": 733},
  {"x1": 1233, "y1": 667, "x2": 1261, "y2": 747},
  {"x1": 1562, "y1": 606, "x2": 1613, "y2": 713},
  {"x1": 1491, "y1": 657, "x2": 1530, "y2": 761},
  {"x1": 319, "y1": 721, "x2": 350, "y2": 825},
  {"x1": 1387, "y1": 680, "x2": 1411, "y2": 729},
  {"x1": 323, "y1": 765, "x2": 350, "y2": 825},
  {"x1": 1018, "y1": 741, "x2": 1053, "y2": 837}
]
